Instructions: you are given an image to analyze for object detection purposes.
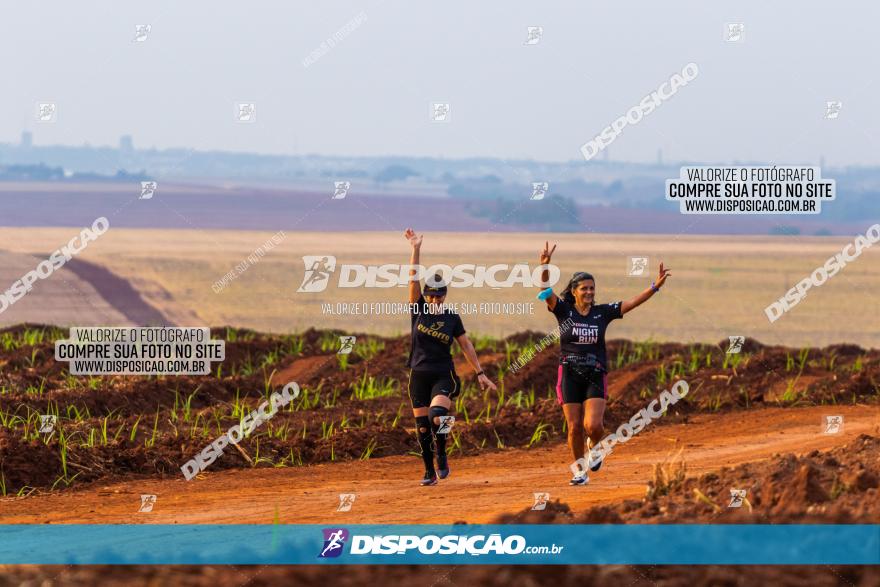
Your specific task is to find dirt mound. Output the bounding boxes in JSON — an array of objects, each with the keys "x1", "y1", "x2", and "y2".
[
  {"x1": 63, "y1": 258, "x2": 174, "y2": 326},
  {"x1": 270, "y1": 355, "x2": 334, "y2": 386},
  {"x1": 493, "y1": 498, "x2": 574, "y2": 524},
  {"x1": 494, "y1": 435, "x2": 880, "y2": 525}
]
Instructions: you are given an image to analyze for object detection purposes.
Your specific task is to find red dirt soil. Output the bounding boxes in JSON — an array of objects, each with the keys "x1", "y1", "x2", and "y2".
[
  {"x1": 2, "y1": 563, "x2": 876, "y2": 587},
  {"x1": 497, "y1": 433, "x2": 880, "y2": 525},
  {"x1": 2, "y1": 404, "x2": 877, "y2": 525},
  {"x1": 2, "y1": 408, "x2": 878, "y2": 587},
  {"x1": 2, "y1": 327, "x2": 878, "y2": 587},
  {"x1": 2, "y1": 326, "x2": 877, "y2": 496}
]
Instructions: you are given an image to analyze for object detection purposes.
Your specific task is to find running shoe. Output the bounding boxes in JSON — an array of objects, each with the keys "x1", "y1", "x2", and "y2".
[
  {"x1": 569, "y1": 470, "x2": 588, "y2": 486},
  {"x1": 420, "y1": 470, "x2": 438, "y2": 486},
  {"x1": 436, "y1": 453, "x2": 450, "y2": 479},
  {"x1": 587, "y1": 438, "x2": 603, "y2": 472}
]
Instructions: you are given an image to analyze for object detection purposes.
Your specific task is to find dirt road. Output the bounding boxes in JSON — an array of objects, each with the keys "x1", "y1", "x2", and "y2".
[{"x1": 2, "y1": 405, "x2": 877, "y2": 524}]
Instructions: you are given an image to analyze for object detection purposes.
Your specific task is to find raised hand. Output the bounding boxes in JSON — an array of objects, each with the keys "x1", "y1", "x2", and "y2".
[
  {"x1": 656, "y1": 261, "x2": 672, "y2": 288},
  {"x1": 404, "y1": 227, "x2": 423, "y2": 249},
  {"x1": 539, "y1": 241, "x2": 557, "y2": 265}
]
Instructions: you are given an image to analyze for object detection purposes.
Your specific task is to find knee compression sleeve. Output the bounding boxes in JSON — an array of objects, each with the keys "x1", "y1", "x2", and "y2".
[
  {"x1": 430, "y1": 405, "x2": 449, "y2": 430},
  {"x1": 429, "y1": 406, "x2": 450, "y2": 457}
]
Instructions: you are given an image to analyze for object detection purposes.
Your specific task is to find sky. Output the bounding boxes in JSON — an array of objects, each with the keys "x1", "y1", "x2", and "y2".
[{"x1": 2, "y1": 1, "x2": 878, "y2": 166}]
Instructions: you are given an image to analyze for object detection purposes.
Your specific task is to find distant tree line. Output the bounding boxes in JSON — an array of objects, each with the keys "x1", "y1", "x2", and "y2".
[
  {"x1": 460, "y1": 194, "x2": 582, "y2": 230},
  {"x1": 0, "y1": 163, "x2": 148, "y2": 182}
]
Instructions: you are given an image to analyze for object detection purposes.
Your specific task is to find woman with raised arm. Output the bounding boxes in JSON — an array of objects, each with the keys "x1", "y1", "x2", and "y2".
[
  {"x1": 537, "y1": 241, "x2": 671, "y2": 485},
  {"x1": 404, "y1": 228, "x2": 497, "y2": 486}
]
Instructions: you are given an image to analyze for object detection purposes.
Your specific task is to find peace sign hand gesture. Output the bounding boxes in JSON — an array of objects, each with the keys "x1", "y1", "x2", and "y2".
[
  {"x1": 540, "y1": 241, "x2": 557, "y2": 265},
  {"x1": 656, "y1": 262, "x2": 672, "y2": 288}
]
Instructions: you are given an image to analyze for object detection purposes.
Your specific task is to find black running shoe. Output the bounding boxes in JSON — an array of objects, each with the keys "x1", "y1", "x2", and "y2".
[
  {"x1": 437, "y1": 454, "x2": 450, "y2": 479},
  {"x1": 420, "y1": 470, "x2": 438, "y2": 486}
]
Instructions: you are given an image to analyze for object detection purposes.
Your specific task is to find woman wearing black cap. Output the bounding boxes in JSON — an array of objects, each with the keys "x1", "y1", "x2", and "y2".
[
  {"x1": 404, "y1": 228, "x2": 497, "y2": 486},
  {"x1": 537, "y1": 241, "x2": 671, "y2": 486}
]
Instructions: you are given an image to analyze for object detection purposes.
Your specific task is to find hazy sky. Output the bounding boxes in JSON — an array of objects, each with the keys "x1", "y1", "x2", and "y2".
[{"x1": 3, "y1": 1, "x2": 878, "y2": 165}]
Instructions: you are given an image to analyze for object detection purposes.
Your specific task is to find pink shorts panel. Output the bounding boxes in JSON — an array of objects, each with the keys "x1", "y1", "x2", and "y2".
[{"x1": 555, "y1": 364, "x2": 564, "y2": 405}]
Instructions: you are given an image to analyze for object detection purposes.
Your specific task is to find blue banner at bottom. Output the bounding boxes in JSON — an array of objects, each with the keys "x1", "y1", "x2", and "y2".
[{"x1": 0, "y1": 524, "x2": 877, "y2": 565}]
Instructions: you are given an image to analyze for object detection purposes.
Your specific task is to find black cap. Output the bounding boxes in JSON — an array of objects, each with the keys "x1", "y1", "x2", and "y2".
[{"x1": 423, "y1": 274, "x2": 448, "y2": 296}]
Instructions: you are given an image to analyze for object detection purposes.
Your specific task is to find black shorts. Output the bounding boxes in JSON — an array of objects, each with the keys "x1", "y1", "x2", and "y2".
[
  {"x1": 555, "y1": 362, "x2": 607, "y2": 405},
  {"x1": 408, "y1": 370, "x2": 461, "y2": 408}
]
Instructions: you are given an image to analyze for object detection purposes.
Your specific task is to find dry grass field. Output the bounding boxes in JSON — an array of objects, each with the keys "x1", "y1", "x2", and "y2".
[{"x1": 0, "y1": 228, "x2": 877, "y2": 347}]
